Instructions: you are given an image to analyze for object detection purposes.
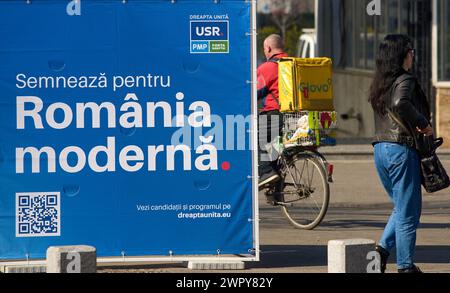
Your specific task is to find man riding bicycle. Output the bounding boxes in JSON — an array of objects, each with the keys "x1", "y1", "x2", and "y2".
[{"x1": 257, "y1": 34, "x2": 288, "y2": 188}]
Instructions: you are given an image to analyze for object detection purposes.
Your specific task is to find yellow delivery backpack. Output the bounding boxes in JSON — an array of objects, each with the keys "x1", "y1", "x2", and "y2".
[{"x1": 278, "y1": 57, "x2": 334, "y2": 112}]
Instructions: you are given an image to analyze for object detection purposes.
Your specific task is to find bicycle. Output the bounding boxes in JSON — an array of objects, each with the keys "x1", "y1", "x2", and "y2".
[{"x1": 259, "y1": 114, "x2": 334, "y2": 230}]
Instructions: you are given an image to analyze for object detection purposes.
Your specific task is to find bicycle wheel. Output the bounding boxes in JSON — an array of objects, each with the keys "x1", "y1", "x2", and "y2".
[{"x1": 280, "y1": 154, "x2": 329, "y2": 230}]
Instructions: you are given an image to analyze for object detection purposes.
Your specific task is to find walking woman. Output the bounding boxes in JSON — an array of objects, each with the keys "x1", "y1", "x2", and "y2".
[{"x1": 369, "y1": 34, "x2": 433, "y2": 273}]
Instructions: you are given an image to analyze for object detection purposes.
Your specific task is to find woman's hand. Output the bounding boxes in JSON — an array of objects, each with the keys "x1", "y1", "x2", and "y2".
[{"x1": 416, "y1": 125, "x2": 434, "y2": 137}]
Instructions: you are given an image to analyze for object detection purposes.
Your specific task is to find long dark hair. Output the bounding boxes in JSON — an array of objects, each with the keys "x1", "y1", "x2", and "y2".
[{"x1": 368, "y1": 34, "x2": 413, "y2": 115}]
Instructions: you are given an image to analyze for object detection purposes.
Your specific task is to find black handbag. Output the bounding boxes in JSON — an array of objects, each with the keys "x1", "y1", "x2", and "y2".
[
  {"x1": 417, "y1": 137, "x2": 450, "y2": 193},
  {"x1": 388, "y1": 110, "x2": 450, "y2": 193}
]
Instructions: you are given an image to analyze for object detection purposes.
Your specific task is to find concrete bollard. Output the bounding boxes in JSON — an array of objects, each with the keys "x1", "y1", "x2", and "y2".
[
  {"x1": 46, "y1": 245, "x2": 97, "y2": 273},
  {"x1": 328, "y1": 239, "x2": 379, "y2": 273}
]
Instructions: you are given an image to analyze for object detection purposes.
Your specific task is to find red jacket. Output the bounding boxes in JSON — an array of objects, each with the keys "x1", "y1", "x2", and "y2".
[{"x1": 257, "y1": 52, "x2": 288, "y2": 112}]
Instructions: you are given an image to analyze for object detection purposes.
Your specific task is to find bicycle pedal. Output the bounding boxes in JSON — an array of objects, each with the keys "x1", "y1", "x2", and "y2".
[{"x1": 267, "y1": 200, "x2": 282, "y2": 206}]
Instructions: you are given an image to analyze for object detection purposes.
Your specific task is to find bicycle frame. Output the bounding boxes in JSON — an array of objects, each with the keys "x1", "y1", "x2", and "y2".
[{"x1": 280, "y1": 146, "x2": 334, "y2": 184}]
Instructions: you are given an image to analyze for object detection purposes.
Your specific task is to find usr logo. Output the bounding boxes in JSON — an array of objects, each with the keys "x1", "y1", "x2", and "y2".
[
  {"x1": 195, "y1": 26, "x2": 223, "y2": 37},
  {"x1": 190, "y1": 21, "x2": 228, "y2": 41}
]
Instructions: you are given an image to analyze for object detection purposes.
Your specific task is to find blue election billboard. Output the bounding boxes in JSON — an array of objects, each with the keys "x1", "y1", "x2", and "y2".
[{"x1": 0, "y1": 0, "x2": 256, "y2": 260}]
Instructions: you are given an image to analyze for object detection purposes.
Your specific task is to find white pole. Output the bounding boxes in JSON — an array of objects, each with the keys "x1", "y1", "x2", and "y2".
[{"x1": 250, "y1": 0, "x2": 260, "y2": 262}]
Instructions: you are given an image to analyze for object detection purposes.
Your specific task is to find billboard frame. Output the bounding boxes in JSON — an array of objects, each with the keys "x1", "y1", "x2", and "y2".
[{"x1": 0, "y1": 0, "x2": 260, "y2": 266}]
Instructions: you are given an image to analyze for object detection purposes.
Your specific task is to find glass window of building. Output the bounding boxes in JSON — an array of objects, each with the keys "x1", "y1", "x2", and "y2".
[{"x1": 344, "y1": 0, "x2": 408, "y2": 70}]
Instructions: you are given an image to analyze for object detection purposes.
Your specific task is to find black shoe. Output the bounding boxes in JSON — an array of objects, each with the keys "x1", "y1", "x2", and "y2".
[
  {"x1": 265, "y1": 194, "x2": 277, "y2": 205},
  {"x1": 398, "y1": 265, "x2": 422, "y2": 273},
  {"x1": 375, "y1": 245, "x2": 390, "y2": 273},
  {"x1": 258, "y1": 170, "x2": 280, "y2": 188},
  {"x1": 265, "y1": 191, "x2": 282, "y2": 205}
]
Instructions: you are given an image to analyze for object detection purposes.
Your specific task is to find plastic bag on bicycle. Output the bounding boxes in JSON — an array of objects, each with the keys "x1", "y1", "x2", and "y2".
[{"x1": 283, "y1": 111, "x2": 337, "y2": 147}]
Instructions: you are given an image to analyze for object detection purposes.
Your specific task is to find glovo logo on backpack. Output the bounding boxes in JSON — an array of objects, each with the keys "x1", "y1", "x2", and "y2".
[{"x1": 299, "y1": 79, "x2": 332, "y2": 100}]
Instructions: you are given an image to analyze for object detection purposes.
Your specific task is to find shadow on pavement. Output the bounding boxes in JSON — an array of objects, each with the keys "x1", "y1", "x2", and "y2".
[
  {"x1": 96, "y1": 245, "x2": 449, "y2": 272},
  {"x1": 248, "y1": 245, "x2": 450, "y2": 270},
  {"x1": 247, "y1": 245, "x2": 327, "y2": 269},
  {"x1": 402, "y1": 246, "x2": 450, "y2": 264}
]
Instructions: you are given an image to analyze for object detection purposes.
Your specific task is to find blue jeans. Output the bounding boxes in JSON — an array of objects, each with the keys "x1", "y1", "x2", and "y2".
[{"x1": 374, "y1": 142, "x2": 422, "y2": 269}]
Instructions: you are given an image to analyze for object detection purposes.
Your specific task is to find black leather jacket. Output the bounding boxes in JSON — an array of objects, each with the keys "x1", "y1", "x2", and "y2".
[{"x1": 373, "y1": 72, "x2": 431, "y2": 148}]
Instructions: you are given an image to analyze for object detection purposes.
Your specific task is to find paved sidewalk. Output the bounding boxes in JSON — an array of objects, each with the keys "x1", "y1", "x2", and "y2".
[{"x1": 99, "y1": 157, "x2": 450, "y2": 274}]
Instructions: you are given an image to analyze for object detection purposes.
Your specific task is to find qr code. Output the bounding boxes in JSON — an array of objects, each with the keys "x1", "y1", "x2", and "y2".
[{"x1": 16, "y1": 192, "x2": 61, "y2": 237}]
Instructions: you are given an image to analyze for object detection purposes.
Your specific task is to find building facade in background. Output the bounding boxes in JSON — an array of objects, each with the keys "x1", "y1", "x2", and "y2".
[
  {"x1": 317, "y1": 0, "x2": 450, "y2": 145},
  {"x1": 257, "y1": 0, "x2": 315, "y2": 14}
]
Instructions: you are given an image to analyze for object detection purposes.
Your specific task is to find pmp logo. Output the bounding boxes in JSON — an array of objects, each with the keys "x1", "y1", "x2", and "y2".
[{"x1": 190, "y1": 21, "x2": 229, "y2": 54}]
